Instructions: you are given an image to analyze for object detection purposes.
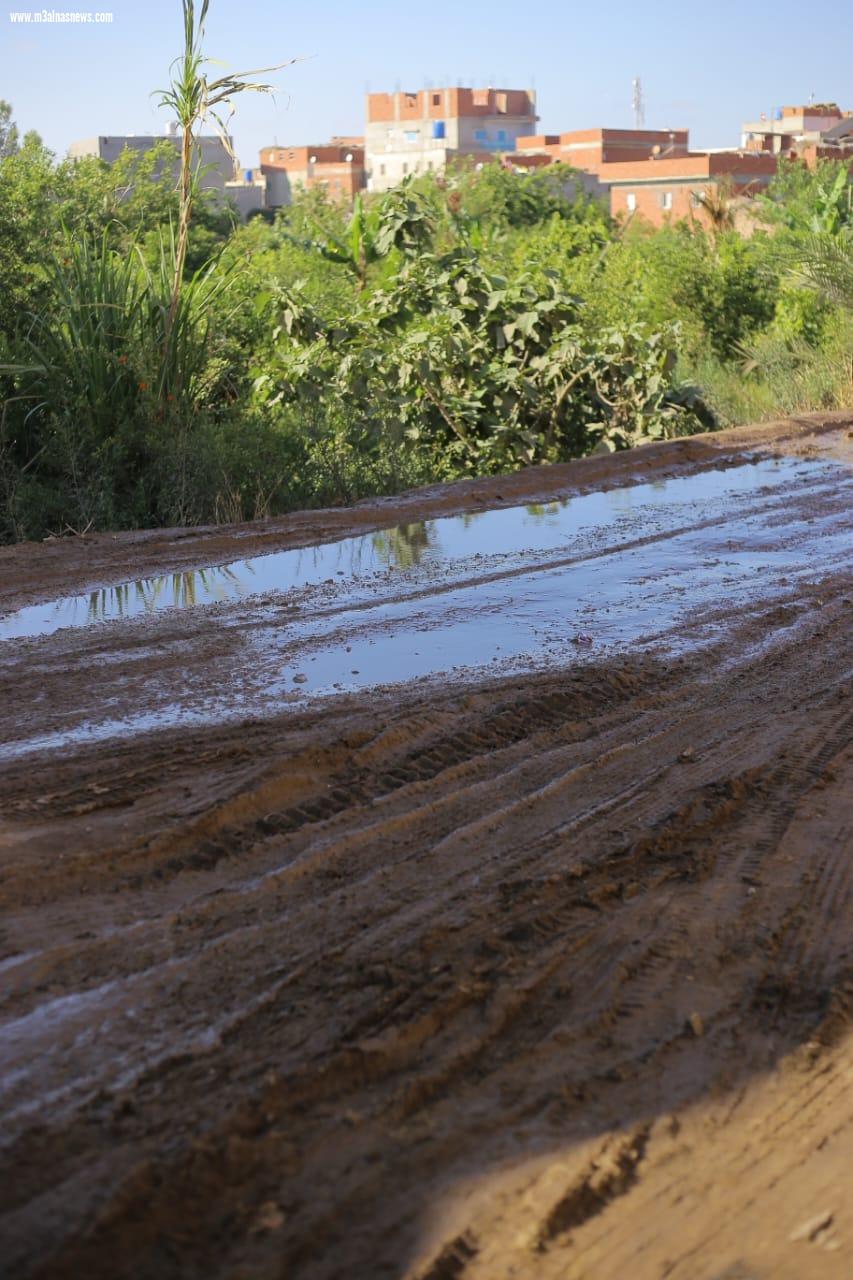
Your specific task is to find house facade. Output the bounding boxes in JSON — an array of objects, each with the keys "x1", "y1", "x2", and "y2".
[
  {"x1": 365, "y1": 87, "x2": 537, "y2": 191},
  {"x1": 259, "y1": 140, "x2": 366, "y2": 206}
]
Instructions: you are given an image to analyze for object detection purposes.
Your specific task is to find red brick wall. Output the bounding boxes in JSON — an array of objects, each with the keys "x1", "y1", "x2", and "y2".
[
  {"x1": 511, "y1": 129, "x2": 691, "y2": 172},
  {"x1": 259, "y1": 143, "x2": 366, "y2": 201},
  {"x1": 260, "y1": 145, "x2": 364, "y2": 169},
  {"x1": 610, "y1": 183, "x2": 700, "y2": 224},
  {"x1": 366, "y1": 87, "x2": 534, "y2": 124},
  {"x1": 609, "y1": 173, "x2": 774, "y2": 228}
]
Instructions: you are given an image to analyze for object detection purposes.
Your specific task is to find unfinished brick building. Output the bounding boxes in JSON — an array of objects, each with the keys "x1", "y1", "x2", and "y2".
[
  {"x1": 259, "y1": 140, "x2": 366, "y2": 206},
  {"x1": 365, "y1": 87, "x2": 537, "y2": 191}
]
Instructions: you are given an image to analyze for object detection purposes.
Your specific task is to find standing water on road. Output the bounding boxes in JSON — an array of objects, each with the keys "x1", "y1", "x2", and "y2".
[
  {"x1": 1, "y1": 454, "x2": 850, "y2": 756},
  {"x1": 0, "y1": 456, "x2": 842, "y2": 642}
]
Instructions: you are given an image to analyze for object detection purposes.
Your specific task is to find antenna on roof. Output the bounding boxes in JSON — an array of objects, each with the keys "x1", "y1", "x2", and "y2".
[{"x1": 632, "y1": 76, "x2": 645, "y2": 129}]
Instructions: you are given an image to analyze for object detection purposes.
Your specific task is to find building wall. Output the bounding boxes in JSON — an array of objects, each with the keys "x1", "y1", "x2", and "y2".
[
  {"x1": 513, "y1": 128, "x2": 690, "y2": 172},
  {"x1": 609, "y1": 180, "x2": 707, "y2": 224},
  {"x1": 605, "y1": 153, "x2": 777, "y2": 226},
  {"x1": 67, "y1": 134, "x2": 234, "y2": 191},
  {"x1": 365, "y1": 86, "x2": 537, "y2": 191},
  {"x1": 259, "y1": 143, "x2": 366, "y2": 205},
  {"x1": 366, "y1": 87, "x2": 535, "y2": 125},
  {"x1": 741, "y1": 104, "x2": 849, "y2": 151},
  {"x1": 224, "y1": 178, "x2": 268, "y2": 220},
  {"x1": 797, "y1": 145, "x2": 853, "y2": 169}
]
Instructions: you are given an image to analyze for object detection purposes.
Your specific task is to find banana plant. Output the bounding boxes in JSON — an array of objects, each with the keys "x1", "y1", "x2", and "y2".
[{"x1": 312, "y1": 185, "x2": 435, "y2": 290}]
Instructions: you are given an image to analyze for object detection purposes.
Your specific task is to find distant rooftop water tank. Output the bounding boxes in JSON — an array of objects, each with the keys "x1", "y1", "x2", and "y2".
[
  {"x1": 244, "y1": 168, "x2": 252, "y2": 182},
  {"x1": 432, "y1": 120, "x2": 446, "y2": 139}
]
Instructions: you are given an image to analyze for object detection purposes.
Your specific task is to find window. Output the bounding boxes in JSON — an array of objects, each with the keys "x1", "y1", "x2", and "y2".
[
  {"x1": 474, "y1": 128, "x2": 487, "y2": 142},
  {"x1": 432, "y1": 93, "x2": 441, "y2": 106},
  {"x1": 658, "y1": 190, "x2": 673, "y2": 210},
  {"x1": 402, "y1": 162, "x2": 408, "y2": 175},
  {"x1": 427, "y1": 160, "x2": 433, "y2": 170},
  {"x1": 690, "y1": 189, "x2": 704, "y2": 208},
  {"x1": 379, "y1": 163, "x2": 386, "y2": 177},
  {"x1": 496, "y1": 129, "x2": 507, "y2": 144},
  {"x1": 626, "y1": 192, "x2": 637, "y2": 212},
  {"x1": 404, "y1": 130, "x2": 418, "y2": 143}
]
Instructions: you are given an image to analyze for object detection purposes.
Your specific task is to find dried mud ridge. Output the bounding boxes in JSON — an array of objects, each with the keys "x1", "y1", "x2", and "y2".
[{"x1": 1, "y1": 416, "x2": 852, "y2": 1279}]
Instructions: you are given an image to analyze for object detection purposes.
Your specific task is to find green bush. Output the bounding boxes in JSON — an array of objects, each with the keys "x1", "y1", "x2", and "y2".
[{"x1": 2, "y1": 85, "x2": 851, "y2": 544}]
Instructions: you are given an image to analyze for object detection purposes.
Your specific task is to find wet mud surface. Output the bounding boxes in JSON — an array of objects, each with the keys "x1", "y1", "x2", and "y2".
[{"x1": 1, "y1": 413, "x2": 852, "y2": 1278}]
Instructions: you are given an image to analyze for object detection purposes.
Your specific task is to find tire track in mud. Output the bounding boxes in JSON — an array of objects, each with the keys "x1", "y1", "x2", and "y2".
[
  {"x1": 1, "y1": 426, "x2": 852, "y2": 1279},
  {"x1": 1, "y1": 616, "x2": 850, "y2": 1269}
]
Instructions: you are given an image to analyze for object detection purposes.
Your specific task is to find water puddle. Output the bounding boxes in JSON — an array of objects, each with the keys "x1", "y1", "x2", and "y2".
[
  {"x1": 2, "y1": 455, "x2": 850, "y2": 758},
  {"x1": 0, "y1": 456, "x2": 839, "y2": 643}
]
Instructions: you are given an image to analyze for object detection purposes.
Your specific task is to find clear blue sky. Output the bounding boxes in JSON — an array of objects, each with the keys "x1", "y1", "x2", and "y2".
[{"x1": 5, "y1": 0, "x2": 850, "y2": 166}]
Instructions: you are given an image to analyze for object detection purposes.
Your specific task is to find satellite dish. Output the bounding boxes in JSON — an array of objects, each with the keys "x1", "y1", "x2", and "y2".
[
  {"x1": 309, "y1": 154, "x2": 317, "y2": 163},
  {"x1": 345, "y1": 152, "x2": 353, "y2": 162}
]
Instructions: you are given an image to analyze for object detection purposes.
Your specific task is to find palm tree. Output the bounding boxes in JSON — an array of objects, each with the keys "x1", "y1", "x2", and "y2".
[
  {"x1": 694, "y1": 179, "x2": 735, "y2": 234},
  {"x1": 796, "y1": 230, "x2": 853, "y2": 311}
]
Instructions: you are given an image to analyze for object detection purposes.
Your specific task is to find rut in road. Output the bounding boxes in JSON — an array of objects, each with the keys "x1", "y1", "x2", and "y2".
[{"x1": 1, "y1": 581, "x2": 851, "y2": 1280}]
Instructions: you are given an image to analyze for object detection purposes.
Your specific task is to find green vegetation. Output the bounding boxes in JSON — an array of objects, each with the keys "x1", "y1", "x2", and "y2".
[{"x1": 0, "y1": 62, "x2": 851, "y2": 541}]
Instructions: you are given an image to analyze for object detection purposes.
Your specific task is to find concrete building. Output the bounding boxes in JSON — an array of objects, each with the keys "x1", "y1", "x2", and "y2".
[
  {"x1": 365, "y1": 87, "x2": 537, "y2": 191},
  {"x1": 602, "y1": 151, "x2": 778, "y2": 226},
  {"x1": 740, "y1": 103, "x2": 852, "y2": 154},
  {"x1": 68, "y1": 128, "x2": 235, "y2": 192},
  {"x1": 224, "y1": 168, "x2": 270, "y2": 219},
  {"x1": 259, "y1": 141, "x2": 366, "y2": 206}
]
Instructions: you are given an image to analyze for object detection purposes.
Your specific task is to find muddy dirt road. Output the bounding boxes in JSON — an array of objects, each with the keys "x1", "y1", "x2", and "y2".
[{"x1": 1, "y1": 414, "x2": 852, "y2": 1279}]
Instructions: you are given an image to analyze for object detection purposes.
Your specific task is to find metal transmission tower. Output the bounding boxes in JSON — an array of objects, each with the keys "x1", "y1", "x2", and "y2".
[{"x1": 632, "y1": 77, "x2": 645, "y2": 129}]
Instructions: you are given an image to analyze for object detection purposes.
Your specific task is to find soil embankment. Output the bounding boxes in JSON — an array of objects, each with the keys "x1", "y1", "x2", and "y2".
[{"x1": 1, "y1": 413, "x2": 851, "y2": 1278}]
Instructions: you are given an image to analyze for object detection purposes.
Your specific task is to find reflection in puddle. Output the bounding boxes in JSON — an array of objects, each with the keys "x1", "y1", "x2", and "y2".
[
  {"x1": 1, "y1": 454, "x2": 851, "y2": 759},
  {"x1": 85, "y1": 567, "x2": 243, "y2": 621},
  {"x1": 0, "y1": 456, "x2": 843, "y2": 644},
  {"x1": 371, "y1": 522, "x2": 435, "y2": 569},
  {"x1": 3, "y1": 501, "x2": 582, "y2": 641}
]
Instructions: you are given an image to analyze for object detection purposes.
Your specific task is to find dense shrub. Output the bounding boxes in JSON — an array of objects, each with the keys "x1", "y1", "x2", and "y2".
[{"x1": 1, "y1": 92, "x2": 850, "y2": 543}]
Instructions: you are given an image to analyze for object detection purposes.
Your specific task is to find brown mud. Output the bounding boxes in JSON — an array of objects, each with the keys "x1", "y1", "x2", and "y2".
[{"x1": 1, "y1": 413, "x2": 852, "y2": 1279}]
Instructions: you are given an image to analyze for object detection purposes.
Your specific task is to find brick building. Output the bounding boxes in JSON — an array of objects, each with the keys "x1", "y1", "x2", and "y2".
[
  {"x1": 603, "y1": 151, "x2": 778, "y2": 226},
  {"x1": 514, "y1": 127, "x2": 689, "y2": 172},
  {"x1": 740, "y1": 103, "x2": 851, "y2": 154},
  {"x1": 365, "y1": 87, "x2": 537, "y2": 191},
  {"x1": 508, "y1": 125, "x2": 788, "y2": 228},
  {"x1": 259, "y1": 141, "x2": 367, "y2": 206}
]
